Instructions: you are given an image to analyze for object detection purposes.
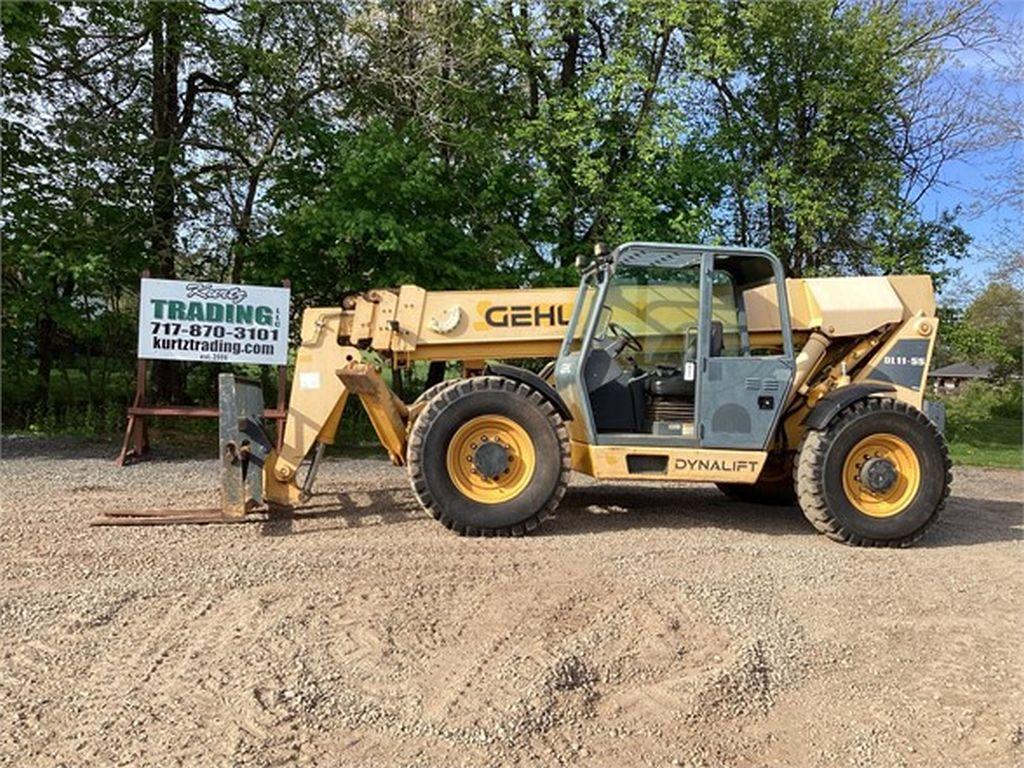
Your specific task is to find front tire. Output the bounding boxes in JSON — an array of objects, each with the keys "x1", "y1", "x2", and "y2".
[
  {"x1": 407, "y1": 376, "x2": 570, "y2": 536},
  {"x1": 795, "y1": 398, "x2": 951, "y2": 547},
  {"x1": 412, "y1": 378, "x2": 460, "y2": 406}
]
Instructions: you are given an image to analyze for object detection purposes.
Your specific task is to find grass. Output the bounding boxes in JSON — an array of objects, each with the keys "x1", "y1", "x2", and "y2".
[
  {"x1": 946, "y1": 413, "x2": 1023, "y2": 469},
  {"x1": 941, "y1": 381, "x2": 1022, "y2": 471}
]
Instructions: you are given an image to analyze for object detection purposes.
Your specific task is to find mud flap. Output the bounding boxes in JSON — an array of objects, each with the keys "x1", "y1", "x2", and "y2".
[
  {"x1": 923, "y1": 398, "x2": 946, "y2": 434},
  {"x1": 219, "y1": 374, "x2": 272, "y2": 517}
]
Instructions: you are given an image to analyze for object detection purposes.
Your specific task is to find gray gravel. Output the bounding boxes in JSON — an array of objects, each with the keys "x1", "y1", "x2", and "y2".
[{"x1": 0, "y1": 435, "x2": 1021, "y2": 767}]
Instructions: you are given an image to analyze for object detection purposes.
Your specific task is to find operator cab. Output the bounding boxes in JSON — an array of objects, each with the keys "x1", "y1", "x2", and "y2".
[{"x1": 555, "y1": 243, "x2": 795, "y2": 451}]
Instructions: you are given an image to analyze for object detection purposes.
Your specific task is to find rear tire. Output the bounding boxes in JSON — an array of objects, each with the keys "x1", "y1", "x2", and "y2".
[
  {"x1": 795, "y1": 398, "x2": 951, "y2": 547},
  {"x1": 408, "y1": 376, "x2": 570, "y2": 536}
]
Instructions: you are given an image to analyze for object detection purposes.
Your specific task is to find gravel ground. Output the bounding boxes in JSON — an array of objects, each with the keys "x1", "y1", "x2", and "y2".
[{"x1": 0, "y1": 435, "x2": 1021, "y2": 768}]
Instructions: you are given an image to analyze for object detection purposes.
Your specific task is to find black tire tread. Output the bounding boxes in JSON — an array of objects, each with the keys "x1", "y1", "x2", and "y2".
[
  {"x1": 407, "y1": 376, "x2": 570, "y2": 537},
  {"x1": 412, "y1": 378, "x2": 460, "y2": 406},
  {"x1": 794, "y1": 397, "x2": 952, "y2": 547}
]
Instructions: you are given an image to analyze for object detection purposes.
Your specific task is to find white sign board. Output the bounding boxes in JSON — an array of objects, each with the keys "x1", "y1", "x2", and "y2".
[{"x1": 138, "y1": 279, "x2": 290, "y2": 365}]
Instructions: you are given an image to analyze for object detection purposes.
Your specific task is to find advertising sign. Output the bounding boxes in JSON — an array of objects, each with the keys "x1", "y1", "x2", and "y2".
[{"x1": 138, "y1": 279, "x2": 290, "y2": 365}]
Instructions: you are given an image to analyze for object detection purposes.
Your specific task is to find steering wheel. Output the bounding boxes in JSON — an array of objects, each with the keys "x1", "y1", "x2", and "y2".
[{"x1": 607, "y1": 321, "x2": 643, "y2": 354}]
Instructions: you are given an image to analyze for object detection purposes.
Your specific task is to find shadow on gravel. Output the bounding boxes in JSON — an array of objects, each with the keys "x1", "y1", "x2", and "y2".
[
  {"x1": 2, "y1": 435, "x2": 126, "y2": 461},
  {"x1": 548, "y1": 486, "x2": 1023, "y2": 548},
  {"x1": 2, "y1": 436, "x2": 395, "y2": 464},
  {"x1": 919, "y1": 496, "x2": 1023, "y2": 549},
  {"x1": 548, "y1": 484, "x2": 808, "y2": 538},
  {"x1": 259, "y1": 488, "x2": 424, "y2": 537}
]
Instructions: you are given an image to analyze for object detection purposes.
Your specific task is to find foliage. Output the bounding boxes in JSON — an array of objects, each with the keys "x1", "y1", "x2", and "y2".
[
  {"x1": 250, "y1": 121, "x2": 529, "y2": 303},
  {"x1": 964, "y1": 283, "x2": 1024, "y2": 372},
  {"x1": 681, "y1": 0, "x2": 983, "y2": 280},
  {"x1": 936, "y1": 282, "x2": 1024, "y2": 377}
]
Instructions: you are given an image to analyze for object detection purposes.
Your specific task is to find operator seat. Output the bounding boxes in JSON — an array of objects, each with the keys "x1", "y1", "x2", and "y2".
[{"x1": 646, "y1": 321, "x2": 724, "y2": 397}]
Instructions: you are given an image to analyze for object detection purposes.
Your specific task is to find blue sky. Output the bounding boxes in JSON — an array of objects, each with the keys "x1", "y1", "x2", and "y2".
[{"x1": 920, "y1": 0, "x2": 1021, "y2": 294}]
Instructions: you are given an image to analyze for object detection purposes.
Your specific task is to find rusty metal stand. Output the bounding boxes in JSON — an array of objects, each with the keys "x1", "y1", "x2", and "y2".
[
  {"x1": 100, "y1": 374, "x2": 277, "y2": 526},
  {"x1": 116, "y1": 355, "x2": 152, "y2": 466},
  {"x1": 114, "y1": 367, "x2": 287, "y2": 465}
]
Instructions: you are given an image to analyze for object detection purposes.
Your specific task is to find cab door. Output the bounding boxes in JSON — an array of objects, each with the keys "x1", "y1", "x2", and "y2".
[{"x1": 697, "y1": 251, "x2": 795, "y2": 451}]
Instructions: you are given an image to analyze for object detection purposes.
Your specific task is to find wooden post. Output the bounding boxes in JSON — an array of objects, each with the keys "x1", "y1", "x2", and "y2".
[
  {"x1": 133, "y1": 357, "x2": 149, "y2": 456},
  {"x1": 117, "y1": 270, "x2": 150, "y2": 465}
]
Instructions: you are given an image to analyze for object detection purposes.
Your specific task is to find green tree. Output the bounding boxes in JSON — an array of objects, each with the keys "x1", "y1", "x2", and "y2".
[
  {"x1": 963, "y1": 283, "x2": 1024, "y2": 376},
  {"x1": 681, "y1": 0, "x2": 989, "y2": 278},
  {"x1": 264, "y1": 0, "x2": 725, "y2": 295},
  {"x1": 2, "y1": 2, "x2": 150, "y2": 413},
  {"x1": 496, "y1": 0, "x2": 722, "y2": 278},
  {"x1": 2, "y1": 1, "x2": 350, "y2": 410}
]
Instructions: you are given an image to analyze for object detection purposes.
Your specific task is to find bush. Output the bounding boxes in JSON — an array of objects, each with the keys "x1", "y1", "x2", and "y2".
[{"x1": 943, "y1": 381, "x2": 1021, "y2": 432}]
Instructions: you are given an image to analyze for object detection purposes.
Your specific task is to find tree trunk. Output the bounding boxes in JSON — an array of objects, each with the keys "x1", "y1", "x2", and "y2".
[
  {"x1": 150, "y1": 5, "x2": 179, "y2": 278},
  {"x1": 35, "y1": 311, "x2": 56, "y2": 413},
  {"x1": 229, "y1": 172, "x2": 260, "y2": 284},
  {"x1": 559, "y1": 29, "x2": 579, "y2": 90},
  {"x1": 733, "y1": 159, "x2": 749, "y2": 247},
  {"x1": 149, "y1": 4, "x2": 185, "y2": 403}
]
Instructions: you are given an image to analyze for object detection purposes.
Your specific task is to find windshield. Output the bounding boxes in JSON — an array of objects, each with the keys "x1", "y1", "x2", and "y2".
[{"x1": 595, "y1": 260, "x2": 704, "y2": 367}]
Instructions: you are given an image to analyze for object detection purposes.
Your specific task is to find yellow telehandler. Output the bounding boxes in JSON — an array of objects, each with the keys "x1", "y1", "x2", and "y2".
[{"x1": 215, "y1": 242, "x2": 950, "y2": 547}]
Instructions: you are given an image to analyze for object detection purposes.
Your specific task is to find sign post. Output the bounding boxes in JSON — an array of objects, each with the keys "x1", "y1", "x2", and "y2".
[{"x1": 116, "y1": 275, "x2": 292, "y2": 466}]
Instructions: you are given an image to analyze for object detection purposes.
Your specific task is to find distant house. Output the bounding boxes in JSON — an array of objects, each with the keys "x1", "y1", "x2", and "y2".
[{"x1": 928, "y1": 362, "x2": 994, "y2": 393}]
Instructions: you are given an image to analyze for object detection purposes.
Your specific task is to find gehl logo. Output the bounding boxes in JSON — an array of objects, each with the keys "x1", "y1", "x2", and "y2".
[{"x1": 474, "y1": 302, "x2": 572, "y2": 330}]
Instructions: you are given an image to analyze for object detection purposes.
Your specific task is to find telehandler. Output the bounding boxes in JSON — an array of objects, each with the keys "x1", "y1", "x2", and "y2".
[{"x1": 215, "y1": 242, "x2": 951, "y2": 547}]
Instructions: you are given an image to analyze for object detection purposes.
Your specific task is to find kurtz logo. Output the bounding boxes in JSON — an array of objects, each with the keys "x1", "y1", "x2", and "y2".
[
  {"x1": 674, "y1": 458, "x2": 760, "y2": 474},
  {"x1": 185, "y1": 283, "x2": 248, "y2": 304},
  {"x1": 475, "y1": 303, "x2": 571, "y2": 330}
]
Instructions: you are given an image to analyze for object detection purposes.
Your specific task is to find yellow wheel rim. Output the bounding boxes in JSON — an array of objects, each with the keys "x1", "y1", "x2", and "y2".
[
  {"x1": 841, "y1": 433, "x2": 921, "y2": 518},
  {"x1": 445, "y1": 415, "x2": 536, "y2": 504}
]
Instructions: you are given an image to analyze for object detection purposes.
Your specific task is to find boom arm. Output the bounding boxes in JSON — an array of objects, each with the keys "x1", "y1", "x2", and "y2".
[
  {"x1": 262, "y1": 286, "x2": 579, "y2": 506},
  {"x1": 340, "y1": 285, "x2": 578, "y2": 362}
]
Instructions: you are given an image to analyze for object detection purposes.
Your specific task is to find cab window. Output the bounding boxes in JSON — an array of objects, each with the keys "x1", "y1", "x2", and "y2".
[{"x1": 710, "y1": 254, "x2": 783, "y2": 357}]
